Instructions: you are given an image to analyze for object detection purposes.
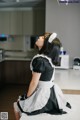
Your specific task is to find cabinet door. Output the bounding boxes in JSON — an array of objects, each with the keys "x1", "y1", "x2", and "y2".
[
  {"x1": 10, "y1": 11, "x2": 22, "y2": 35},
  {"x1": 0, "y1": 62, "x2": 4, "y2": 87},
  {"x1": 0, "y1": 11, "x2": 10, "y2": 34},
  {"x1": 14, "y1": 61, "x2": 31, "y2": 84},
  {"x1": 23, "y1": 11, "x2": 34, "y2": 35},
  {"x1": 4, "y1": 61, "x2": 17, "y2": 84},
  {"x1": 0, "y1": 62, "x2": 2, "y2": 85},
  {"x1": 34, "y1": 9, "x2": 45, "y2": 35},
  {"x1": 0, "y1": 12, "x2": 3, "y2": 34},
  {"x1": 4, "y1": 61, "x2": 32, "y2": 85}
]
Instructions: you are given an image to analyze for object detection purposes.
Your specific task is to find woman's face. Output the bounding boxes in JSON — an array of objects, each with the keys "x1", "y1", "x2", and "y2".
[{"x1": 35, "y1": 36, "x2": 44, "y2": 49}]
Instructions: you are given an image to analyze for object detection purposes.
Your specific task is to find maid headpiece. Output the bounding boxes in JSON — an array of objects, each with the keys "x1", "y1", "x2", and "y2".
[{"x1": 48, "y1": 32, "x2": 57, "y2": 43}]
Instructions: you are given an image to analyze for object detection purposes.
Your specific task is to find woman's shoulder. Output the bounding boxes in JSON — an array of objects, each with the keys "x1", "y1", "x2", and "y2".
[
  {"x1": 32, "y1": 54, "x2": 54, "y2": 65},
  {"x1": 32, "y1": 55, "x2": 45, "y2": 66},
  {"x1": 31, "y1": 54, "x2": 46, "y2": 73},
  {"x1": 32, "y1": 54, "x2": 45, "y2": 63}
]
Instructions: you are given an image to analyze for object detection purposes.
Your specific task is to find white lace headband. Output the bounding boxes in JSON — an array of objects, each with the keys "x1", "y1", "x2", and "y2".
[{"x1": 48, "y1": 33, "x2": 57, "y2": 43}]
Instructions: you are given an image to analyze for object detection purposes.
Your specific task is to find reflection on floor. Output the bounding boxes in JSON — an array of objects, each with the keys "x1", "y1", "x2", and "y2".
[{"x1": 0, "y1": 69, "x2": 80, "y2": 120}]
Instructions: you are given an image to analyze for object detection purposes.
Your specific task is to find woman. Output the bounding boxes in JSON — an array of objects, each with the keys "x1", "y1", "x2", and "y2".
[{"x1": 13, "y1": 33, "x2": 71, "y2": 120}]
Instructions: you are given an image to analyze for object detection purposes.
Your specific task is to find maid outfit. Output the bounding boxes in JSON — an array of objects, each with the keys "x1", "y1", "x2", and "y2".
[{"x1": 14, "y1": 54, "x2": 71, "y2": 116}]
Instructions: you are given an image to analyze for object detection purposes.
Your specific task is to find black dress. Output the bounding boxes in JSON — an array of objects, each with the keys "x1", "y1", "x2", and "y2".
[{"x1": 14, "y1": 54, "x2": 71, "y2": 116}]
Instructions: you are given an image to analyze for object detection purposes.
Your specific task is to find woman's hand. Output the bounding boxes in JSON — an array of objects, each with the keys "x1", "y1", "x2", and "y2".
[{"x1": 27, "y1": 72, "x2": 41, "y2": 97}]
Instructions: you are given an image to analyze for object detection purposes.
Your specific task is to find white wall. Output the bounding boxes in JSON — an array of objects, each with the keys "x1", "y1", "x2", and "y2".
[{"x1": 45, "y1": 0, "x2": 80, "y2": 61}]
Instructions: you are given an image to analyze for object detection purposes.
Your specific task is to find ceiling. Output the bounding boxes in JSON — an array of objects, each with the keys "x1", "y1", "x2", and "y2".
[{"x1": 0, "y1": 0, "x2": 45, "y2": 8}]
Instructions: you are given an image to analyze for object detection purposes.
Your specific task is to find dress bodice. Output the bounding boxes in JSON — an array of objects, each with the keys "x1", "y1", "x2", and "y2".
[{"x1": 30, "y1": 54, "x2": 55, "y2": 81}]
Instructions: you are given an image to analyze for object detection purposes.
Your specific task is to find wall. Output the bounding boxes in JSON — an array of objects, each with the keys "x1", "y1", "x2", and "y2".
[
  {"x1": 0, "y1": 36, "x2": 24, "y2": 51},
  {"x1": 45, "y1": 0, "x2": 80, "y2": 62}
]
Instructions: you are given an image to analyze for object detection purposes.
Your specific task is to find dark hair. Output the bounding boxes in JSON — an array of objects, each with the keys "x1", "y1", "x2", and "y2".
[{"x1": 39, "y1": 34, "x2": 62, "y2": 65}]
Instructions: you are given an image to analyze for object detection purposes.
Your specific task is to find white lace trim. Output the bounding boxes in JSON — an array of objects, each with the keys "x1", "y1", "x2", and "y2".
[
  {"x1": 30, "y1": 54, "x2": 55, "y2": 71},
  {"x1": 30, "y1": 54, "x2": 55, "y2": 82}
]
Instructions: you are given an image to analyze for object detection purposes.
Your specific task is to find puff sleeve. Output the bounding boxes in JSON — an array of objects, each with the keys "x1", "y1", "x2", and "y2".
[{"x1": 32, "y1": 57, "x2": 45, "y2": 73}]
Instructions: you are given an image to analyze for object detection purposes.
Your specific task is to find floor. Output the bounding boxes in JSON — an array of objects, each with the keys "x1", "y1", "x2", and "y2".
[
  {"x1": 20, "y1": 94, "x2": 80, "y2": 120},
  {"x1": 20, "y1": 69, "x2": 80, "y2": 120},
  {"x1": 0, "y1": 69, "x2": 80, "y2": 120},
  {"x1": 0, "y1": 85, "x2": 27, "y2": 120},
  {"x1": 55, "y1": 69, "x2": 80, "y2": 90}
]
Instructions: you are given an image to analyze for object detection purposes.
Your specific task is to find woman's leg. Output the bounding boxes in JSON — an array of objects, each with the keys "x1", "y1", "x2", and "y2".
[
  {"x1": 13, "y1": 109, "x2": 20, "y2": 120},
  {"x1": 13, "y1": 102, "x2": 20, "y2": 120}
]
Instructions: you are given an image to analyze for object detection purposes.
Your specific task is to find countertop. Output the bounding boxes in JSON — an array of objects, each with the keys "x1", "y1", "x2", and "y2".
[
  {"x1": 4, "y1": 57, "x2": 32, "y2": 61},
  {"x1": 0, "y1": 50, "x2": 38, "y2": 62},
  {"x1": 0, "y1": 56, "x2": 32, "y2": 62}
]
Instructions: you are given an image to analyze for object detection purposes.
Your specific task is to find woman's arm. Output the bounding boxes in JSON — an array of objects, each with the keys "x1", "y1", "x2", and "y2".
[{"x1": 27, "y1": 72, "x2": 41, "y2": 97}]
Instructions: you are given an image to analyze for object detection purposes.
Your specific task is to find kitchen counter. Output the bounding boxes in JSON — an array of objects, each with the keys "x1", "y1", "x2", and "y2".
[
  {"x1": 0, "y1": 50, "x2": 37, "y2": 85},
  {"x1": 4, "y1": 57, "x2": 31, "y2": 61},
  {"x1": 0, "y1": 56, "x2": 32, "y2": 62},
  {"x1": 0, "y1": 56, "x2": 33, "y2": 63},
  {"x1": 0, "y1": 49, "x2": 38, "y2": 62},
  {"x1": 4, "y1": 50, "x2": 37, "y2": 61},
  {"x1": 0, "y1": 57, "x2": 32, "y2": 84}
]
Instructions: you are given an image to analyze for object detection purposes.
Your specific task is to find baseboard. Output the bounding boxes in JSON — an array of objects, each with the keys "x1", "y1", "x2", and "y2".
[{"x1": 62, "y1": 89, "x2": 80, "y2": 94}]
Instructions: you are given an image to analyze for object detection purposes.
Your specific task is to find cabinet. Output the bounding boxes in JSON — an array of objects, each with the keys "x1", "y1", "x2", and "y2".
[
  {"x1": 0, "y1": 9, "x2": 45, "y2": 35},
  {"x1": 0, "y1": 11, "x2": 22, "y2": 35},
  {"x1": 4, "y1": 61, "x2": 32, "y2": 85},
  {"x1": 0, "y1": 11, "x2": 10, "y2": 34},
  {"x1": 22, "y1": 11, "x2": 34, "y2": 35},
  {"x1": 10, "y1": 11, "x2": 23, "y2": 35},
  {"x1": 23, "y1": 9, "x2": 45, "y2": 35},
  {"x1": 0, "y1": 62, "x2": 2, "y2": 85},
  {"x1": 0, "y1": 61, "x2": 4, "y2": 88},
  {"x1": 33, "y1": 9, "x2": 45, "y2": 35}
]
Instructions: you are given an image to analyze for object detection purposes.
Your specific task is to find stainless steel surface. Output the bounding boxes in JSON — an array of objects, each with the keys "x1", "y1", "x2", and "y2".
[{"x1": 0, "y1": 49, "x2": 3, "y2": 60}]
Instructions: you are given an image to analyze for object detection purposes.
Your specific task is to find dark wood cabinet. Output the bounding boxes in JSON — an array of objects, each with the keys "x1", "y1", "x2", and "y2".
[
  {"x1": 3, "y1": 60, "x2": 32, "y2": 85},
  {"x1": 0, "y1": 62, "x2": 2, "y2": 86},
  {"x1": 0, "y1": 61, "x2": 4, "y2": 88}
]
